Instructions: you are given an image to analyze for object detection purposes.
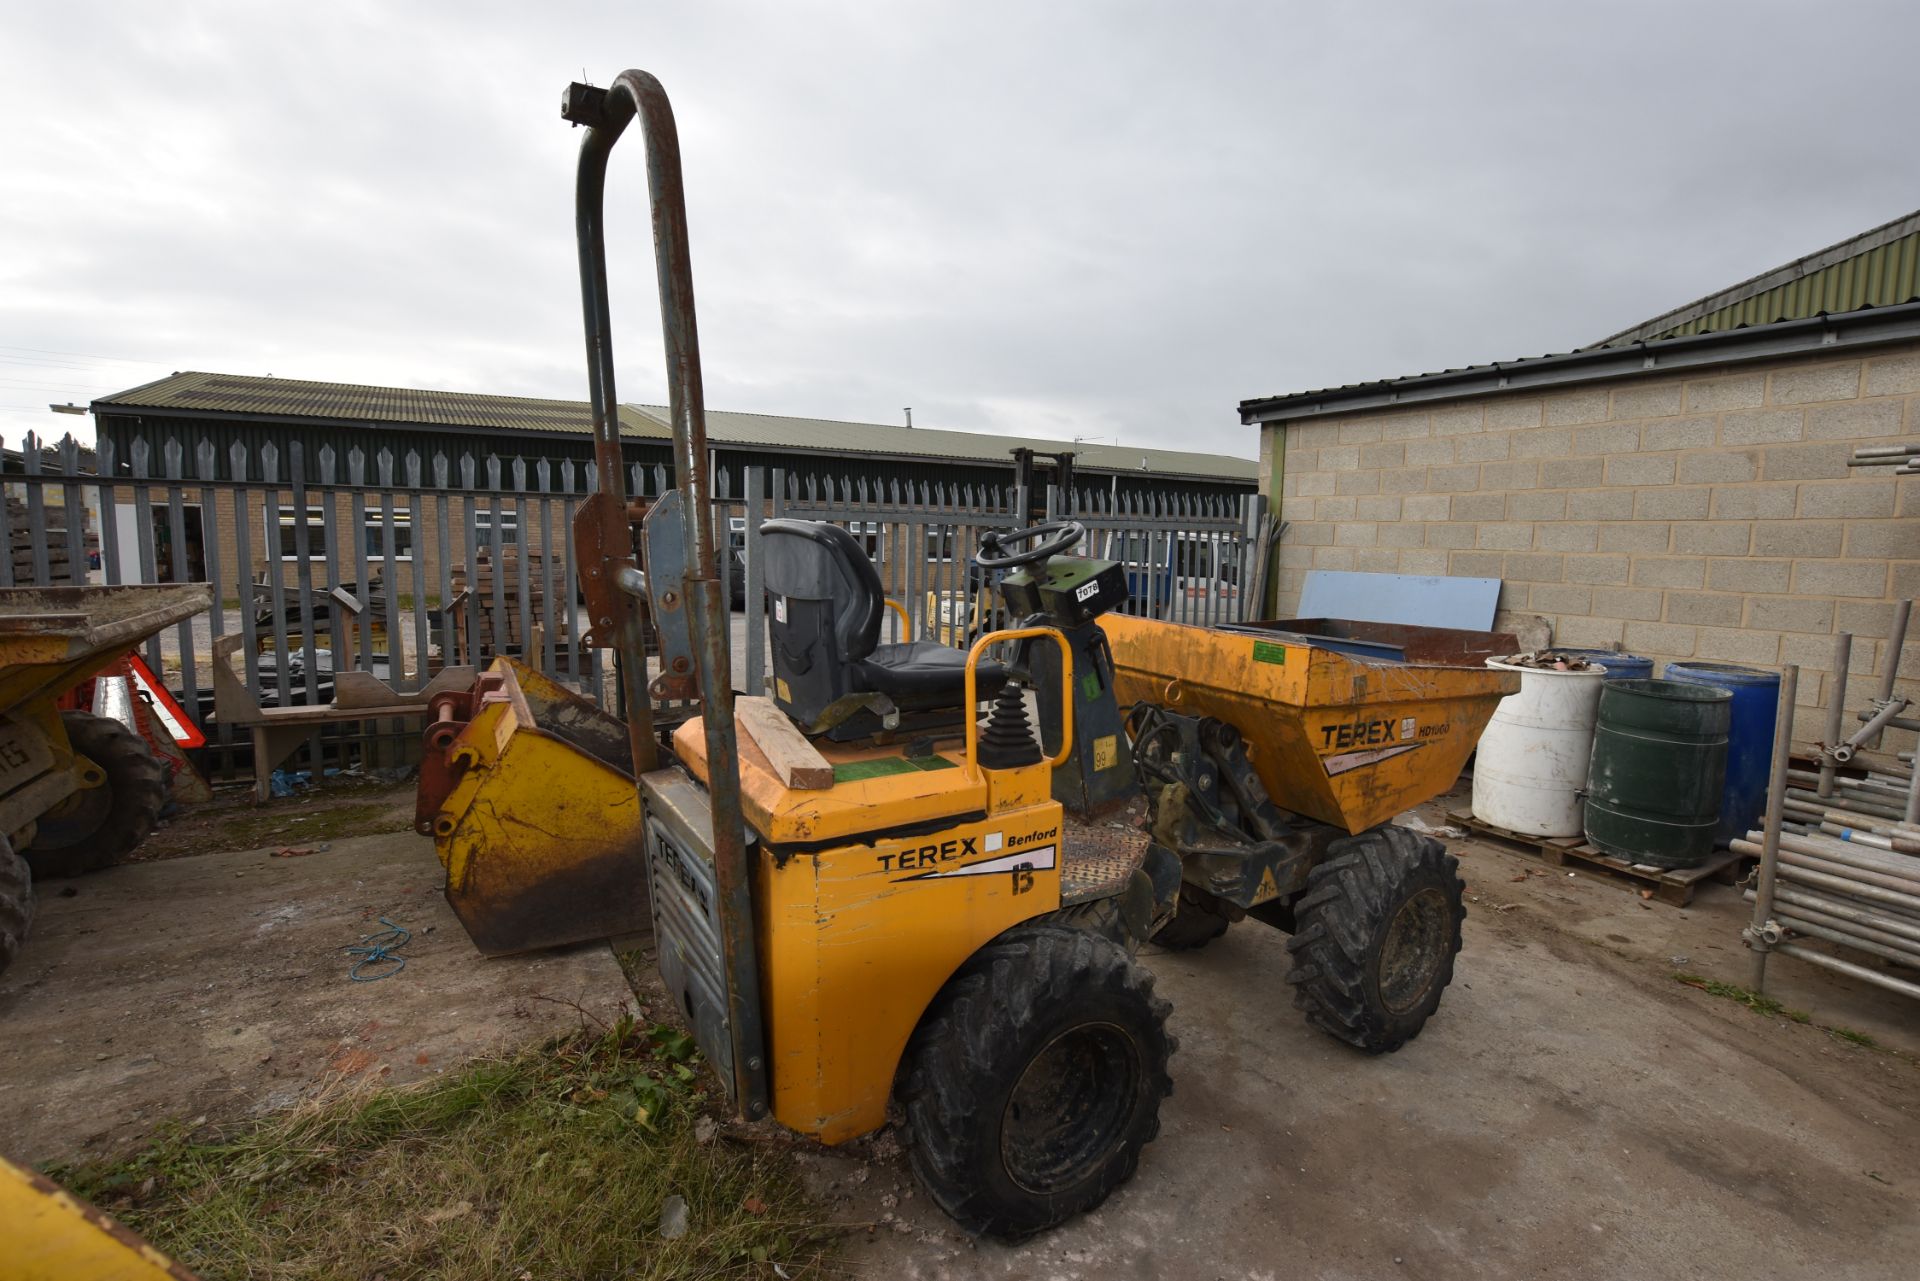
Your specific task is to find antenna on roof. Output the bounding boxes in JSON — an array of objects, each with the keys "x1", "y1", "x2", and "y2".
[{"x1": 903, "y1": 407, "x2": 912, "y2": 428}]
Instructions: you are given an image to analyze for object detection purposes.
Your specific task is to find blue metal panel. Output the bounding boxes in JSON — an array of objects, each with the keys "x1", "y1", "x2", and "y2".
[{"x1": 1297, "y1": 570, "x2": 1500, "y2": 631}]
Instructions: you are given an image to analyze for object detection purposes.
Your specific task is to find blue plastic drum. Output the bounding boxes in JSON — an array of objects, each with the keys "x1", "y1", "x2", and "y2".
[
  {"x1": 1661, "y1": 661, "x2": 1782, "y2": 846},
  {"x1": 1560, "y1": 649, "x2": 1656, "y2": 681}
]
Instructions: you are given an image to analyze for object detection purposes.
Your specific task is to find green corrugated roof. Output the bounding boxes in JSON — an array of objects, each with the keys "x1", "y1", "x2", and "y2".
[
  {"x1": 1593, "y1": 209, "x2": 1920, "y2": 347},
  {"x1": 96, "y1": 371, "x2": 1255, "y2": 482}
]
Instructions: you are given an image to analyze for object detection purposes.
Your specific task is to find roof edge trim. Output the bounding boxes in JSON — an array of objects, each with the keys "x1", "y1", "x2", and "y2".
[{"x1": 1239, "y1": 301, "x2": 1920, "y2": 426}]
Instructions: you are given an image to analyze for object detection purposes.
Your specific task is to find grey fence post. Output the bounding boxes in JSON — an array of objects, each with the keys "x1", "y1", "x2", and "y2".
[
  {"x1": 406, "y1": 451, "x2": 430, "y2": 689},
  {"x1": 95, "y1": 438, "x2": 121, "y2": 589},
  {"x1": 162, "y1": 437, "x2": 200, "y2": 720},
  {"x1": 59, "y1": 435, "x2": 86, "y2": 587},
  {"x1": 433, "y1": 451, "x2": 457, "y2": 675},
  {"x1": 130, "y1": 439, "x2": 162, "y2": 672},
  {"x1": 744, "y1": 466, "x2": 765, "y2": 696},
  {"x1": 21, "y1": 432, "x2": 51, "y2": 585}
]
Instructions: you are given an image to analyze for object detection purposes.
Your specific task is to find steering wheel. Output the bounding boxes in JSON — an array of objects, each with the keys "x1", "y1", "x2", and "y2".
[{"x1": 976, "y1": 520, "x2": 1086, "y2": 570}]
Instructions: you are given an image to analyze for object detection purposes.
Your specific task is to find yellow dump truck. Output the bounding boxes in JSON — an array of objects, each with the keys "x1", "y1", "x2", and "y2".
[{"x1": 413, "y1": 68, "x2": 1521, "y2": 1242}]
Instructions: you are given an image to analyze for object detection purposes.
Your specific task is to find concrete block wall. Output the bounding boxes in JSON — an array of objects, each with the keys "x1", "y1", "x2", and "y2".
[{"x1": 1267, "y1": 342, "x2": 1920, "y2": 748}]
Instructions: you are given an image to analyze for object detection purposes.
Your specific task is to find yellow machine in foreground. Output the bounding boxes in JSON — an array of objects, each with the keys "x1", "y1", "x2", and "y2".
[
  {"x1": 415, "y1": 68, "x2": 1519, "y2": 1241},
  {"x1": 0, "y1": 584, "x2": 211, "y2": 977},
  {"x1": 0, "y1": 1155, "x2": 198, "y2": 1281}
]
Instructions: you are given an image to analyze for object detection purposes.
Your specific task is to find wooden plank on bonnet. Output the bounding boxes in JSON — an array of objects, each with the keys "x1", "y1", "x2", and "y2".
[{"x1": 734, "y1": 695, "x2": 834, "y2": 791}]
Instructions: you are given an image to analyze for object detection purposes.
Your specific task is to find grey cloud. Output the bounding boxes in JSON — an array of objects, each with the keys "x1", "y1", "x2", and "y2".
[{"x1": 3, "y1": 1, "x2": 1916, "y2": 456}]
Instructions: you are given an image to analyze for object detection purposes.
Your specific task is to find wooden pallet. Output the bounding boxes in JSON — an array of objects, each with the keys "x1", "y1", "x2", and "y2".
[{"x1": 1444, "y1": 807, "x2": 1748, "y2": 907}]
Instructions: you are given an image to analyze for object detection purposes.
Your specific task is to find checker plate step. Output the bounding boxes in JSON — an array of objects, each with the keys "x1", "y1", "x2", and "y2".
[{"x1": 1060, "y1": 823, "x2": 1150, "y2": 905}]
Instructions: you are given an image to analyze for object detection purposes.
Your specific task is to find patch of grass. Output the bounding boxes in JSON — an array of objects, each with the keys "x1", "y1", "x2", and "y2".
[
  {"x1": 1672, "y1": 972, "x2": 1796, "y2": 1020},
  {"x1": 52, "y1": 1019, "x2": 837, "y2": 1280},
  {"x1": 1672, "y1": 974, "x2": 1911, "y2": 1058}
]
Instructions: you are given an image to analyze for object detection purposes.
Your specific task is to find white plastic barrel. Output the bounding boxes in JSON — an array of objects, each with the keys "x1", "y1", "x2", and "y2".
[{"x1": 1471, "y1": 660, "x2": 1607, "y2": 837}]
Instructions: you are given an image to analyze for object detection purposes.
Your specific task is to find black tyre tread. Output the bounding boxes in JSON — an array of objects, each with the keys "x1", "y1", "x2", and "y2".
[
  {"x1": 1150, "y1": 887, "x2": 1229, "y2": 951},
  {"x1": 0, "y1": 839, "x2": 33, "y2": 977},
  {"x1": 1284, "y1": 824, "x2": 1464, "y2": 1055},
  {"x1": 901, "y1": 922, "x2": 1174, "y2": 1240},
  {"x1": 24, "y1": 712, "x2": 167, "y2": 879},
  {"x1": 1041, "y1": 895, "x2": 1137, "y2": 954}
]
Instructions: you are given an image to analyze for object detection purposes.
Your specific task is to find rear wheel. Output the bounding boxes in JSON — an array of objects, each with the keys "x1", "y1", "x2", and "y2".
[
  {"x1": 901, "y1": 923, "x2": 1174, "y2": 1240},
  {"x1": 0, "y1": 837, "x2": 33, "y2": 976},
  {"x1": 1149, "y1": 886, "x2": 1230, "y2": 951},
  {"x1": 1285, "y1": 824, "x2": 1464, "y2": 1054},
  {"x1": 24, "y1": 712, "x2": 167, "y2": 879}
]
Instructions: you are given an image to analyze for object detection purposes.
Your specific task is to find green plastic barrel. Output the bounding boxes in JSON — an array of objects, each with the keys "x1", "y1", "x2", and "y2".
[{"x1": 1583, "y1": 679, "x2": 1731, "y2": 869}]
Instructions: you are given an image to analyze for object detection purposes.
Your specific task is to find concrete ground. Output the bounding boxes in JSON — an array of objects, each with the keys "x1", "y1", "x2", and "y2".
[
  {"x1": 820, "y1": 799, "x2": 1920, "y2": 1281},
  {"x1": 2, "y1": 791, "x2": 1916, "y2": 1280},
  {"x1": 0, "y1": 830, "x2": 635, "y2": 1167}
]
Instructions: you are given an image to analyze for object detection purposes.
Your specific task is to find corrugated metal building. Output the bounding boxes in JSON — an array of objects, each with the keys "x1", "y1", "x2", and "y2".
[{"x1": 90, "y1": 371, "x2": 1256, "y2": 500}]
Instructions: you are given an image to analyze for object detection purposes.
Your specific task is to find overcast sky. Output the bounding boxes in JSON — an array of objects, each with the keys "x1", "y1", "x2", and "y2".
[{"x1": 4, "y1": 1, "x2": 1917, "y2": 460}]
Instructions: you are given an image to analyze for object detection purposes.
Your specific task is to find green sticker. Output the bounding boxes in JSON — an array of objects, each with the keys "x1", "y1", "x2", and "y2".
[
  {"x1": 832, "y1": 754, "x2": 959, "y2": 783},
  {"x1": 1252, "y1": 641, "x2": 1288, "y2": 665},
  {"x1": 1081, "y1": 673, "x2": 1103, "y2": 701}
]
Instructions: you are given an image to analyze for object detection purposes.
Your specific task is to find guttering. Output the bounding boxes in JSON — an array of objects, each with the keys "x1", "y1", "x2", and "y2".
[{"x1": 1239, "y1": 301, "x2": 1920, "y2": 426}]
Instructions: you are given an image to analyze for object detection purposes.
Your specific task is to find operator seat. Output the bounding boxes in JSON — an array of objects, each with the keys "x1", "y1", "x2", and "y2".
[{"x1": 760, "y1": 519, "x2": 1007, "y2": 736}]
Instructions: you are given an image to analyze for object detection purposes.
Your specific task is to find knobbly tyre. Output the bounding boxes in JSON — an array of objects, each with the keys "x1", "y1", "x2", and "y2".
[{"x1": 414, "y1": 68, "x2": 1520, "y2": 1241}]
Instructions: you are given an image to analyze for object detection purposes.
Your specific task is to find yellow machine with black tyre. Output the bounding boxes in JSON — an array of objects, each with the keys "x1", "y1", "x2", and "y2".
[
  {"x1": 414, "y1": 69, "x2": 1521, "y2": 1240},
  {"x1": 543, "y1": 73, "x2": 1190, "y2": 1239},
  {"x1": 0, "y1": 584, "x2": 210, "y2": 978}
]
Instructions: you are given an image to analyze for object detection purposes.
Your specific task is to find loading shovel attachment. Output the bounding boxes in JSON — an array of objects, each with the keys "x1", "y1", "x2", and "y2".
[
  {"x1": 417, "y1": 659, "x2": 651, "y2": 955},
  {"x1": 564, "y1": 71, "x2": 768, "y2": 1120}
]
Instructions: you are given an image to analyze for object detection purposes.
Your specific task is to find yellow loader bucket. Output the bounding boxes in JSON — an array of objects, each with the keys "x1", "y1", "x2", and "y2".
[
  {"x1": 1100, "y1": 614, "x2": 1519, "y2": 834},
  {"x1": 416, "y1": 658, "x2": 648, "y2": 955}
]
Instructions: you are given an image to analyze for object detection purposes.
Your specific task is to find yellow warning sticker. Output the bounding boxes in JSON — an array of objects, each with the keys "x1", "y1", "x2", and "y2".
[
  {"x1": 775, "y1": 677, "x2": 791, "y2": 702},
  {"x1": 1255, "y1": 865, "x2": 1281, "y2": 902},
  {"x1": 1093, "y1": 734, "x2": 1118, "y2": 770}
]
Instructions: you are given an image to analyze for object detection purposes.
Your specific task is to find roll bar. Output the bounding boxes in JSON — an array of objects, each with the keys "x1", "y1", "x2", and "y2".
[{"x1": 563, "y1": 72, "x2": 761, "y2": 1111}]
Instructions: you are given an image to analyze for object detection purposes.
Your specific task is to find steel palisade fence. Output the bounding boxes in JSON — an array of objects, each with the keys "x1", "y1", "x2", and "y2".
[{"x1": 1, "y1": 431, "x2": 1261, "y2": 782}]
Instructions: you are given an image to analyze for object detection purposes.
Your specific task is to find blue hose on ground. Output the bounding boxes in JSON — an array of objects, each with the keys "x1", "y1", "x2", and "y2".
[{"x1": 345, "y1": 917, "x2": 410, "y2": 981}]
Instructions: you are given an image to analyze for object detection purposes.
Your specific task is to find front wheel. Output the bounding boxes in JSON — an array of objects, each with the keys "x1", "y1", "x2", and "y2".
[
  {"x1": 24, "y1": 711, "x2": 168, "y2": 879},
  {"x1": 0, "y1": 837, "x2": 33, "y2": 976},
  {"x1": 1285, "y1": 824, "x2": 1464, "y2": 1054},
  {"x1": 901, "y1": 923, "x2": 1175, "y2": 1240}
]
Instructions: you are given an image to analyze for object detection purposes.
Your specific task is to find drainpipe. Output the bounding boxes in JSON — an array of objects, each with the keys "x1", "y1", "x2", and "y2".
[{"x1": 1262, "y1": 422, "x2": 1286, "y2": 618}]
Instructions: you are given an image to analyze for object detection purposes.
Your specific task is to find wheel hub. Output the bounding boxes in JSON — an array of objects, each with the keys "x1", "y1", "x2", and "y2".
[
  {"x1": 1377, "y1": 887, "x2": 1449, "y2": 1014},
  {"x1": 1000, "y1": 1021, "x2": 1140, "y2": 1195}
]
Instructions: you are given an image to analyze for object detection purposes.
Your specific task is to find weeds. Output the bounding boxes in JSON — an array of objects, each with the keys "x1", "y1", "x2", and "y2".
[
  {"x1": 1672, "y1": 973, "x2": 1899, "y2": 1056},
  {"x1": 1672, "y1": 973, "x2": 1798, "y2": 1021},
  {"x1": 53, "y1": 1018, "x2": 836, "y2": 1280}
]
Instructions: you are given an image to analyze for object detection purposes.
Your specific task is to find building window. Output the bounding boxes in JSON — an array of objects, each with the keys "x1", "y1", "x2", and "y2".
[
  {"x1": 475, "y1": 509, "x2": 519, "y2": 548},
  {"x1": 273, "y1": 506, "x2": 325, "y2": 561},
  {"x1": 272, "y1": 506, "x2": 413, "y2": 562},
  {"x1": 925, "y1": 526, "x2": 957, "y2": 563},
  {"x1": 849, "y1": 520, "x2": 883, "y2": 562},
  {"x1": 365, "y1": 510, "x2": 414, "y2": 562}
]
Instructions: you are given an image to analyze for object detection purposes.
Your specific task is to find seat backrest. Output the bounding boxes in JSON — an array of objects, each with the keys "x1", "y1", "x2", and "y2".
[
  {"x1": 760, "y1": 520, "x2": 883, "y2": 658},
  {"x1": 759, "y1": 520, "x2": 885, "y2": 724}
]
